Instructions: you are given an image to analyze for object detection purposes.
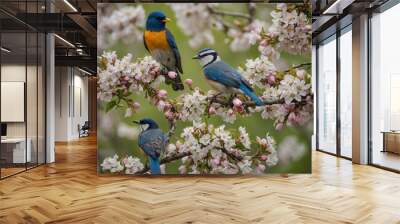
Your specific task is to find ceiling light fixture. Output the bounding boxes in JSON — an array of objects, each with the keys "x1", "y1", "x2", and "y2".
[
  {"x1": 323, "y1": 0, "x2": 355, "y2": 15},
  {"x1": 323, "y1": 0, "x2": 342, "y2": 14},
  {"x1": 63, "y1": 0, "x2": 78, "y2": 12},
  {"x1": 54, "y1": 34, "x2": 75, "y2": 48},
  {"x1": 1, "y1": 47, "x2": 11, "y2": 53},
  {"x1": 78, "y1": 68, "x2": 93, "y2": 76}
]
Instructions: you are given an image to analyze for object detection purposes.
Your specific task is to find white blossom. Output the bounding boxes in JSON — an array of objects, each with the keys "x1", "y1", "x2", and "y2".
[
  {"x1": 278, "y1": 136, "x2": 306, "y2": 165},
  {"x1": 101, "y1": 154, "x2": 124, "y2": 173},
  {"x1": 117, "y1": 123, "x2": 140, "y2": 140},
  {"x1": 279, "y1": 75, "x2": 311, "y2": 104},
  {"x1": 268, "y1": 4, "x2": 311, "y2": 55},
  {"x1": 98, "y1": 5, "x2": 145, "y2": 50},
  {"x1": 228, "y1": 20, "x2": 266, "y2": 52},
  {"x1": 241, "y1": 56, "x2": 277, "y2": 88},
  {"x1": 169, "y1": 3, "x2": 220, "y2": 48},
  {"x1": 179, "y1": 88, "x2": 208, "y2": 122},
  {"x1": 238, "y1": 127, "x2": 251, "y2": 149},
  {"x1": 123, "y1": 156, "x2": 144, "y2": 174}
]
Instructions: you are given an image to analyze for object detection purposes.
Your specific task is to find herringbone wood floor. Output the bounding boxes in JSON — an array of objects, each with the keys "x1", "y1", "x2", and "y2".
[{"x1": 0, "y1": 136, "x2": 400, "y2": 224}]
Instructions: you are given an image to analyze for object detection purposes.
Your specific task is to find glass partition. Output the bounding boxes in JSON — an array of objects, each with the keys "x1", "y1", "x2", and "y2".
[
  {"x1": 0, "y1": 1, "x2": 46, "y2": 179},
  {"x1": 1, "y1": 31, "x2": 28, "y2": 177}
]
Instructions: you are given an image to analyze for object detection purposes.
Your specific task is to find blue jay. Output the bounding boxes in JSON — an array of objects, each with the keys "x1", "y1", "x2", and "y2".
[
  {"x1": 144, "y1": 11, "x2": 184, "y2": 91},
  {"x1": 134, "y1": 118, "x2": 168, "y2": 174},
  {"x1": 192, "y1": 48, "x2": 263, "y2": 106}
]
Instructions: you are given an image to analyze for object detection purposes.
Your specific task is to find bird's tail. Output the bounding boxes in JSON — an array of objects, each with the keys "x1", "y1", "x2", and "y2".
[
  {"x1": 149, "y1": 157, "x2": 161, "y2": 175},
  {"x1": 165, "y1": 72, "x2": 184, "y2": 91},
  {"x1": 240, "y1": 83, "x2": 264, "y2": 106}
]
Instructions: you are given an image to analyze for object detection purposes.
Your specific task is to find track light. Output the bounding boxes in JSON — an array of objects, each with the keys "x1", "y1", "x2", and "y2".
[
  {"x1": 1, "y1": 47, "x2": 11, "y2": 53},
  {"x1": 63, "y1": 0, "x2": 78, "y2": 12},
  {"x1": 54, "y1": 34, "x2": 75, "y2": 48}
]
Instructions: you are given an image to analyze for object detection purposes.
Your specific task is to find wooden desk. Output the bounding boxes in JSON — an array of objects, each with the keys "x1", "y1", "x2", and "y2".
[
  {"x1": 1, "y1": 138, "x2": 31, "y2": 163},
  {"x1": 382, "y1": 131, "x2": 400, "y2": 154}
]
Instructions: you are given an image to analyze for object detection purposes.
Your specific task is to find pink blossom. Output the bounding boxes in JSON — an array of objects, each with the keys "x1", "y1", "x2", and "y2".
[
  {"x1": 157, "y1": 89, "x2": 167, "y2": 98},
  {"x1": 164, "y1": 111, "x2": 174, "y2": 120},
  {"x1": 211, "y1": 158, "x2": 220, "y2": 167},
  {"x1": 133, "y1": 102, "x2": 141, "y2": 110},
  {"x1": 255, "y1": 164, "x2": 266, "y2": 174},
  {"x1": 184, "y1": 79, "x2": 193, "y2": 86},
  {"x1": 232, "y1": 98, "x2": 242, "y2": 107},
  {"x1": 157, "y1": 100, "x2": 166, "y2": 110},
  {"x1": 284, "y1": 103, "x2": 295, "y2": 111},
  {"x1": 209, "y1": 106, "x2": 216, "y2": 115},
  {"x1": 266, "y1": 74, "x2": 276, "y2": 85},
  {"x1": 288, "y1": 112, "x2": 297, "y2": 124},
  {"x1": 168, "y1": 71, "x2": 177, "y2": 79},
  {"x1": 275, "y1": 122, "x2": 284, "y2": 131},
  {"x1": 260, "y1": 155, "x2": 268, "y2": 161}
]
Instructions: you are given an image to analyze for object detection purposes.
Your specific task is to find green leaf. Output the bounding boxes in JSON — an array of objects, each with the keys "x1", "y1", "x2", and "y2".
[{"x1": 106, "y1": 100, "x2": 117, "y2": 112}]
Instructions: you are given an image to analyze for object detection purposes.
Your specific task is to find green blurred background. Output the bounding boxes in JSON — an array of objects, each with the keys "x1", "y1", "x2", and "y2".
[{"x1": 98, "y1": 3, "x2": 312, "y2": 174}]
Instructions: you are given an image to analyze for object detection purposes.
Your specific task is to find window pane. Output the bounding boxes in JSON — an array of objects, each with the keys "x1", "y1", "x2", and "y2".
[
  {"x1": 318, "y1": 37, "x2": 337, "y2": 154},
  {"x1": 371, "y1": 4, "x2": 400, "y2": 171},
  {"x1": 340, "y1": 28, "x2": 352, "y2": 158}
]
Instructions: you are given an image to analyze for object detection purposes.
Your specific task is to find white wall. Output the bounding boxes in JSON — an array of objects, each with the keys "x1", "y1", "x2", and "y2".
[{"x1": 55, "y1": 67, "x2": 89, "y2": 141}]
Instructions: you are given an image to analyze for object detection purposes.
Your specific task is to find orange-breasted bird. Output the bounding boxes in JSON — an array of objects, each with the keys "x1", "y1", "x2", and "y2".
[{"x1": 144, "y1": 11, "x2": 184, "y2": 91}]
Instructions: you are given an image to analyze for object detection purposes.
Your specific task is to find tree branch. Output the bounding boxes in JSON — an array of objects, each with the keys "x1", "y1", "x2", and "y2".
[
  {"x1": 207, "y1": 7, "x2": 252, "y2": 20},
  {"x1": 218, "y1": 147, "x2": 243, "y2": 161},
  {"x1": 284, "y1": 63, "x2": 311, "y2": 72},
  {"x1": 208, "y1": 96, "x2": 285, "y2": 108},
  {"x1": 137, "y1": 152, "x2": 192, "y2": 174}
]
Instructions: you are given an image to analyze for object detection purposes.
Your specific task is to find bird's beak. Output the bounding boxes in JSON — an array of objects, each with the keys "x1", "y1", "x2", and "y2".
[
  {"x1": 192, "y1": 55, "x2": 200, "y2": 60},
  {"x1": 162, "y1": 18, "x2": 171, "y2": 23},
  {"x1": 133, "y1": 120, "x2": 140, "y2": 124}
]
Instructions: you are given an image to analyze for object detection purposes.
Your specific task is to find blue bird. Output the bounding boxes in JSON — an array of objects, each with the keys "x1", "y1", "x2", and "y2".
[
  {"x1": 193, "y1": 48, "x2": 264, "y2": 106},
  {"x1": 134, "y1": 118, "x2": 168, "y2": 175},
  {"x1": 144, "y1": 11, "x2": 184, "y2": 91}
]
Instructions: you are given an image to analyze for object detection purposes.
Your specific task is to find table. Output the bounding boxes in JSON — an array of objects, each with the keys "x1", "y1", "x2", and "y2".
[
  {"x1": 381, "y1": 131, "x2": 400, "y2": 154},
  {"x1": 1, "y1": 138, "x2": 31, "y2": 163}
]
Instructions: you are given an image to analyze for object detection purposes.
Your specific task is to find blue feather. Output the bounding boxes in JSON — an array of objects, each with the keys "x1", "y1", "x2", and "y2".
[
  {"x1": 203, "y1": 61, "x2": 263, "y2": 106},
  {"x1": 149, "y1": 157, "x2": 161, "y2": 174},
  {"x1": 137, "y1": 118, "x2": 168, "y2": 175},
  {"x1": 166, "y1": 30, "x2": 183, "y2": 73},
  {"x1": 239, "y1": 83, "x2": 263, "y2": 106}
]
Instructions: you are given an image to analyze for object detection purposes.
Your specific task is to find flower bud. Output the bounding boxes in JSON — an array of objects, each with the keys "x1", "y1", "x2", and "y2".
[
  {"x1": 275, "y1": 122, "x2": 284, "y2": 131},
  {"x1": 208, "y1": 106, "x2": 216, "y2": 115},
  {"x1": 260, "y1": 155, "x2": 268, "y2": 161},
  {"x1": 164, "y1": 111, "x2": 174, "y2": 120},
  {"x1": 168, "y1": 71, "x2": 177, "y2": 79},
  {"x1": 133, "y1": 102, "x2": 141, "y2": 110},
  {"x1": 232, "y1": 98, "x2": 242, "y2": 107},
  {"x1": 184, "y1": 79, "x2": 193, "y2": 86},
  {"x1": 157, "y1": 89, "x2": 167, "y2": 98}
]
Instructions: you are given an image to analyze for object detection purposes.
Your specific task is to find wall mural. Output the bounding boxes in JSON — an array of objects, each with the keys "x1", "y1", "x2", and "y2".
[{"x1": 97, "y1": 3, "x2": 313, "y2": 175}]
